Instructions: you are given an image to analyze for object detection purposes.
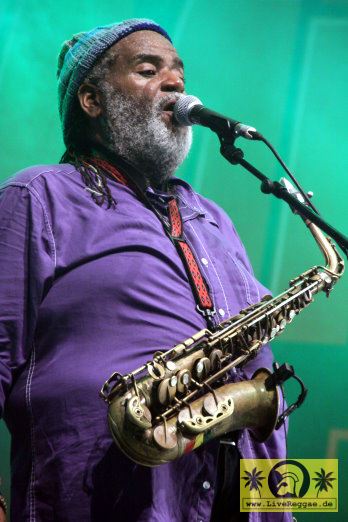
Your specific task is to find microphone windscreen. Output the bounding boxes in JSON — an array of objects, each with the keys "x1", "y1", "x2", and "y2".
[{"x1": 173, "y1": 94, "x2": 203, "y2": 126}]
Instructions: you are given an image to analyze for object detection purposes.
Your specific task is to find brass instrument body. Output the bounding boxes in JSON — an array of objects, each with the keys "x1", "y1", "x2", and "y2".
[
  {"x1": 108, "y1": 369, "x2": 279, "y2": 467},
  {"x1": 101, "y1": 217, "x2": 344, "y2": 467}
]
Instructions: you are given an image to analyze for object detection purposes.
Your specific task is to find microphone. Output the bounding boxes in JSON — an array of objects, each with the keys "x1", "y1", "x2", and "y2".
[{"x1": 173, "y1": 95, "x2": 261, "y2": 140}]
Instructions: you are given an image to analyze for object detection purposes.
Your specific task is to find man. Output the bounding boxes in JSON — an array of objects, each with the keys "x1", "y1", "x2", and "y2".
[{"x1": 0, "y1": 19, "x2": 289, "y2": 522}]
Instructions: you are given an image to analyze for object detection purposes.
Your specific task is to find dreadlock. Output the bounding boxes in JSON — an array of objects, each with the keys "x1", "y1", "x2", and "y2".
[
  {"x1": 59, "y1": 48, "x2": 119, "y2": 209},
  {"x1": 60, "y1": 149, "x2": 116, "y2": 209}
]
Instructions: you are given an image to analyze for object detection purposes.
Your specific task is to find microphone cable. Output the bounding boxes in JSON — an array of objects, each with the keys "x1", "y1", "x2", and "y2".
[{"x1": 251, "y1": 131, "x2": 320, "y2": 216}]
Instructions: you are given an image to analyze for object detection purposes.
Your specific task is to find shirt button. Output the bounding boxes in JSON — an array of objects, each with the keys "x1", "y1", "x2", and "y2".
[
  {"x1": 218, "y1": 308, "x2": 225, "y2": 317},
  {"x1": 201, "y1": 257, "x2": 209, "y2": 266},
  {"x1": 202, "y1": 480, "x2": 211, "y2": 490}
]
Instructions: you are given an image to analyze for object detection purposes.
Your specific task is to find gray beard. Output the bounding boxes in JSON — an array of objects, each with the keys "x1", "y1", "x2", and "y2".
[{"x1": 98, "y1": 83, "x2": 192, "y2": 187}]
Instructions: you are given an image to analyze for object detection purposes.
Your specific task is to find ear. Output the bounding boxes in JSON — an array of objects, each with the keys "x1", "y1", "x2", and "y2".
[{"x1": 77, "y1": 83, "x2": 102, "y2": 118}]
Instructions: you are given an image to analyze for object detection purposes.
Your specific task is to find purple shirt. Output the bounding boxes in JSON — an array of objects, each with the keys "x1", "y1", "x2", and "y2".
[{"x1": 0, "y1": 163, "x2": 290, "y2": 521}]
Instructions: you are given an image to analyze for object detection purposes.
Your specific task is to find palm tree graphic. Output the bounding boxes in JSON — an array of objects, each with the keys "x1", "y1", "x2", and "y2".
[
  {"x1": 312, "y1": 468, "x2": 336, "y2": 497},
  {"x1": 242, "y1": 467, "x2": 265, "y2": 498}
]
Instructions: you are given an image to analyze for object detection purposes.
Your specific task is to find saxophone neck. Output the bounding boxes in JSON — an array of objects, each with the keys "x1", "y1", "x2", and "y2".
[
  {"x1": 306, "y1": 219, "x2": 345, "y2": 281},
  {"x1": 279, "y1": 177, "x2": 344, "y2": 282}
]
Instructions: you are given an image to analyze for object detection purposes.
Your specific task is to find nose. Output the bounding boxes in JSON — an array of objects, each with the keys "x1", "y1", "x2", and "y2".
[{"x1": 160, "y1": 68, "x2": 184, "y2": 93}]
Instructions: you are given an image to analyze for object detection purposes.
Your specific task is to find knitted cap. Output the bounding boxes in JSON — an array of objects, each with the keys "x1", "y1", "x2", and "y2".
[{"x1": 57, "y1": 19, "x2": 172, "y2": 145}]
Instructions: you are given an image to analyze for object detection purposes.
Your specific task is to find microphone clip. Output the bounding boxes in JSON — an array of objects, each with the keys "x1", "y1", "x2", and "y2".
[{"x1": 219, "y1": 134, "x2": 245, "y2": 165}]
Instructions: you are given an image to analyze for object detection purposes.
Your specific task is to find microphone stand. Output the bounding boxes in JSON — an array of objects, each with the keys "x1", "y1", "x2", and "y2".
[{"x1": 219, "y1": 135, "x2": 348, "y2": 258}]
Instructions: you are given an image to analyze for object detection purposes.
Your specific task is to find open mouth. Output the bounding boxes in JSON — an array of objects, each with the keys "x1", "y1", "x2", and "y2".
[
  {"x1": 161, "y1": 100, "x2": 176, "y2": 116},
  {"x1": 162, "y1": 100, "x2": 176, "y2": 112}
]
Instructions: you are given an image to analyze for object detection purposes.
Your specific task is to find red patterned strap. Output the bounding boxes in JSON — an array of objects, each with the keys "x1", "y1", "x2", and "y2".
[
  {"x1": 168, "y1": 198, "x2": 183, "y2": 237},
  {"x1": 168, "y1": 198, "x2": 215, "y2": 314},
  {"x1": 84, "y1": 157, "x2": 128, "y2": 186}
]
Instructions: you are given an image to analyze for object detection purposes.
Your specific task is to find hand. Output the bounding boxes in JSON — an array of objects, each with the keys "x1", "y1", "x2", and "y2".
[{"x1": 0, "y1": 507, "x2": 6, "y2": 522}]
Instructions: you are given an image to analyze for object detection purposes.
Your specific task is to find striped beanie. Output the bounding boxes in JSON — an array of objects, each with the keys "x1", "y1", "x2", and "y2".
[{"x1": 57, "y1": 19, "x2": 171, "y2": 146}]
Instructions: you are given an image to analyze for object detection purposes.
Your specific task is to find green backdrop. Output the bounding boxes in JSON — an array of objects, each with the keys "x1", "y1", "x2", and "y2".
[{"x1": 1, "y1": 1, "x2": 347, "y2": 520}]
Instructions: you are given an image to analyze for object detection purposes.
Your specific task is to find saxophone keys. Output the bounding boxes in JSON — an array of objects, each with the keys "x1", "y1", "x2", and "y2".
[
  {"x1": 157, "y1": 378, "x2": 177, "y2": 405},
  {"x1": 176, "y1": 369, "x2": 192, "y2": 393},
  {"x1": 303, "y1": 290, "x2": 313, "y2": 305},
  {"x1": 148, "y1": 361, "x2": 166, "y2": 380},
  {"x1": 125, "y1": 396, "x2": 152, "y2": 429},
  {"x1": 153, "y1": 424, "x2": 178, "y2": 450},
  {"x1": 270, "y1": 325, "x2": 280, "y2": 339},
  {"x1": 290, "y1": 309, "x2": 296, "y2": 319},
  {"x1": 287, "y1": 309, "x2": 296, "y2": 322},
  {"x1": 202, "y1": 393, "x2": 219, "y2": 416},
  {"x1": 261, "y1": 294, "x2": 273, "y2": 302},
  {"x1": 180, "y1": 398, "x2": 234, "y2": 435},
  {"x1": 194, "y1": 357, "x2": 211, "y2": 381},
  {"x1": 177, "y1": 406, "x2": 192, "y2": 425},
  {"x1": 319, "y1": 272, "x2": 332, "y2": 285},
  {"x1": 209, "y1": 349, "x2": 223, "y2": 372},
  {"x1": 279, "y1": 318, "x2": 287, "y2": 330}
]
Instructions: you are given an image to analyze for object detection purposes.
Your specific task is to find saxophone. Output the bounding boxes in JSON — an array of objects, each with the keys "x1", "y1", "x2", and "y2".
[{"x1": 100, "y1": 180, "x2": 344, "y2": 467}]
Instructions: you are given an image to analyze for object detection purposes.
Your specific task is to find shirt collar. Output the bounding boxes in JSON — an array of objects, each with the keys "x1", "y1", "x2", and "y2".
[{"x1": 90, "y1": 146, "x2": 211, "y2": 219}]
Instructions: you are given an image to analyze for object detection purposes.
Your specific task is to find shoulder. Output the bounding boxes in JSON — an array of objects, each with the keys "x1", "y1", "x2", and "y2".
[
  {"x1": 193, "y1": 192, "x2": 233, "y2": 228},
  {"x1": 1, "y1": 163, "x2": 77, "y2": 191},
  {"x1": 0, "y1": 164, "x2": 84, "y2": 214},
  {"x1": 0, "y1": 164, "x2": 84, "y2": 234},
  {"x1": 175, "y1": 179, "x2": 255, "y2": 269}
]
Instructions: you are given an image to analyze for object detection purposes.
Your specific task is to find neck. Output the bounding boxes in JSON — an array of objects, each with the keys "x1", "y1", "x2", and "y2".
[{"x1": 91, "y1": 143, "x2": 172, "y2": 192}]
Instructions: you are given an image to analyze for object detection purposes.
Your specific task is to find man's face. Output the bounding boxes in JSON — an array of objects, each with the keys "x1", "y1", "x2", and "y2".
[
  {"x1": 103, "y1": 30, "x2": 185, "y2": 127},
  {"x1": 86, "y1": 30, "x2": 192, "y2": 187}
]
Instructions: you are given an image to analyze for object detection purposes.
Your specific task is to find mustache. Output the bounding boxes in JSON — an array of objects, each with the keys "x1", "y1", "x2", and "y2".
[
  {"x1": 101, "y1": 84, "x2": 182, "y2": 121},
  {"x1": 155, "y1": 92, "x2": 182, "y2": 112}
]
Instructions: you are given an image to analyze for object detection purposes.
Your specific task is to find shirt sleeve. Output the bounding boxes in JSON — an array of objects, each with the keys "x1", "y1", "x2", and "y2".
[{"x1": 0, "y1": 183, "x2": 55, "y2": 418}]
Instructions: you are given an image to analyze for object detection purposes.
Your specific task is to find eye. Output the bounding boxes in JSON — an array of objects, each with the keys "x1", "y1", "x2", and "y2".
[{"x1": 138, "y1": 69, "x2": 156, "y2": 77}]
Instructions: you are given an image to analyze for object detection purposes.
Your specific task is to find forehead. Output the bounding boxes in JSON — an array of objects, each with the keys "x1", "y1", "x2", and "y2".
[{"x1": 108, "y1": 30, "x2": 182, "y2": 67}]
